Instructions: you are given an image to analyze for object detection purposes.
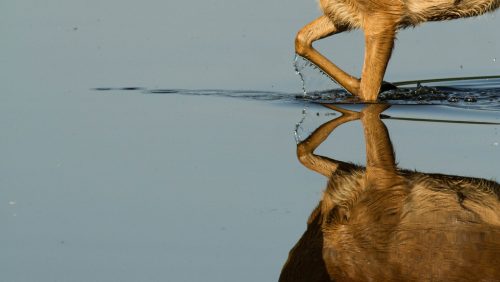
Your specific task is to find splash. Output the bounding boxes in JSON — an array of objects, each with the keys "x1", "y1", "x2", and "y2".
[
  {"x1": 92, "y1": 77, "x2": 500, "y2": 111},
  {"x1": 292, "y1": 55, "x2": 339, "y2": 97},
  {"x1": 293, "y1": 54, "x2": 308, "y2": 97},
  {"x1": 293, "y1": 54, "x2": 317, "y2": 143},
  {"x1": 293, "y1": 55, "x2": 308, "y2": 143},
  {"x1": 294, "y1": 108, "x2": 308, "y2": 144}
]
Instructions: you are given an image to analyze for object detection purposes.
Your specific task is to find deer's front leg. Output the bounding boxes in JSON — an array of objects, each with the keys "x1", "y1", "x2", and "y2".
[
  {"x1": 359, "y1": 17, "x2": 397, "y2": 101},
  {"x1": 360, "y1": 104, "x2": 405, "y2": 188},
  {"x1": 295, "y1": 16, "x2": 361, "y2": 96}
]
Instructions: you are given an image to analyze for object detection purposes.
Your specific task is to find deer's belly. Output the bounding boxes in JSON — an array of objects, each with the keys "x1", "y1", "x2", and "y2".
[{"x1": 319, "y1": 0, "x2": 364, "y2": 28}]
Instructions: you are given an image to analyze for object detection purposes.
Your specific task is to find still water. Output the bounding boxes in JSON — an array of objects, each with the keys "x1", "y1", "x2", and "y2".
[
  {"x1": 2, "y1": 80, "x2": 499, "y2": 281},
  {"x1": 2, "y1": 0, "x2": 499, "y2": 280}
]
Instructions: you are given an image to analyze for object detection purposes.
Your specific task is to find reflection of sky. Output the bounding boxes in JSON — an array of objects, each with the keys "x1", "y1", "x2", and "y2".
[
  {"x1": 1, "y1": 0, "x2": 499, "y2": 93},
  {"x1": 2, "y1": 94, "x2": 498, "y2": 281}
]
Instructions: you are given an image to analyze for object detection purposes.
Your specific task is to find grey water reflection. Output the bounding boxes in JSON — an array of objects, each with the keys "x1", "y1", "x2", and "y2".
[{"x1": 280, "y1": 104, "x2": 500, "y2": 282}]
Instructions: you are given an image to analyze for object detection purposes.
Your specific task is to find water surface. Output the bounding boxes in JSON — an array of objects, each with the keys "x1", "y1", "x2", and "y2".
[
  {"x1": 2, "y1": 1, "x2": 499, "y2": 280},
  {"x1": 2, "y1": 82, "x2": 499, "y2": 281}
]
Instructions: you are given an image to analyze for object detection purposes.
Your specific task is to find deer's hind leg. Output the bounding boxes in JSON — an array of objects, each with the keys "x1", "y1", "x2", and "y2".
[
  {"x1": 297, "y1": 106, "x2": 361, "y2": 177},
  {"x1": 295, "y1": 16, "x2": 361, "y2": 96}
]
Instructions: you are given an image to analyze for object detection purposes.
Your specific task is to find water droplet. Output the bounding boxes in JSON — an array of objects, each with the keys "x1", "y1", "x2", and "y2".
[
  {"x1": 293, "y1": 54, "x2": 308, "y2": 96},
  {"x1": 494, "y1": 142, "x2": 499, "y2": 146},
  {"x1": 494, "y1": 58, "x2": 497, "y2": 62},
  {"x1": 464, "y1": 96, "x2": 477, "y2": 103},
  {"x1": 294, "y1": 107, "x2": 308, "y2": 144},
  {"x1": 8, "y1": 201, "x2": 16, "y2": 206}
]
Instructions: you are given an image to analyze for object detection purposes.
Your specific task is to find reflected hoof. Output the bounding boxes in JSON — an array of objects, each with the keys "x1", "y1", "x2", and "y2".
[
  {"x1": 380, "y1": 81, "x2": 398, "y2": 93},
  {"x1": 361, "y1": 104, "x2": 391, "y2": 117}
]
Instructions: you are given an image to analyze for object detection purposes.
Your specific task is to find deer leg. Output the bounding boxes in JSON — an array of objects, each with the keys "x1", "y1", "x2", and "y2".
[
  {"x1": 360, "y1": 104, "x2": 404, "y2": 187},
  {"x1": 297, "y1": 106, "x2": 360, "y2": 177},
  {"x1": 295, "y1": 16, "x2": 361, "y2": 96},
  {"x1": 358, "y1": 18, "x2": 397, "y2": 101},
  {"x1": 361, "y1": 104, "x2": 394, "y2": 169}
]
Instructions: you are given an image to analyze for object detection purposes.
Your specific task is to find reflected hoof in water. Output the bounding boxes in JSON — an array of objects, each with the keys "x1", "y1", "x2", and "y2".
[{"x1": 280, "y1": 104, "x2": 500, "y2": 282}]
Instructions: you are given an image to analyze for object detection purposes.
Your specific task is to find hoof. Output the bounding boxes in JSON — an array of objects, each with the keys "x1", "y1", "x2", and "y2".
[{"x1": 380, "y1": 81, "x2": 398, "y2": 93}]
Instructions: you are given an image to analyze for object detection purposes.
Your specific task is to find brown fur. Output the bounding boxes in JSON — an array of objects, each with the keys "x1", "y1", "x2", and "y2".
[
  {"x1": 296, "y1": 0, "x2": 500, "y2": 100},
  {"x1": 280, "y1": 104, "x2": 500, "y2": 282}
]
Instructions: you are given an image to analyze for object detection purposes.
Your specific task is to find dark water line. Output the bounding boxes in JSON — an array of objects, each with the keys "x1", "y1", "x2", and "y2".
[
  {"x1": 393, "y1": 75, "x2": 500, "y2": 86},
  {"x1": 382, "y1": 116, "x2": 500, "y2": 125}
]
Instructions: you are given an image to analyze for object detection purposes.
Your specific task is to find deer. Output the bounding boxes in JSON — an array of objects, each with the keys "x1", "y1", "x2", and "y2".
[
  {"x1": 295, "y1": 0, "x2": 500, "y2": 101},
  {"x1": 280, "y1": 104, "x2": 500, "y2": 281}
]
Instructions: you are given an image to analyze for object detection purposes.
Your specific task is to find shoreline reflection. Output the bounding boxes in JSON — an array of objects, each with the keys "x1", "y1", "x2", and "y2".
[{"x1": 280, "y1": 104, "x2": 500, "y2": 282}]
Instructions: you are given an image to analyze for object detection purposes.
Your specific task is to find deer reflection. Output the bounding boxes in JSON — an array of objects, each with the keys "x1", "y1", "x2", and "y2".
[{"x1": 280, "y1": 104, "x2": 500, "y2": 282}]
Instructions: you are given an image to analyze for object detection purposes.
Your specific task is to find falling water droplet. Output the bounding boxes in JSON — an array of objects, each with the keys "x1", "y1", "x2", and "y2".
[
  {"x1": 464, "y1": 96, "x2": 477, "y2": 103},
  {"x1": 9, "y1": 201, "x2": 16, "y2": 206},
  {"x1": 294, "y1": 107, "x2": 308, "y2": 144},
  {"x1": 493, "y1": 58, "x2": 497, "y2": 63},
  {"x1": 294, "y1": 124, "x2": 301, "y2": 143},
  {"x1": 294, "y1": 54, "x2": 308, "y2": 97}
]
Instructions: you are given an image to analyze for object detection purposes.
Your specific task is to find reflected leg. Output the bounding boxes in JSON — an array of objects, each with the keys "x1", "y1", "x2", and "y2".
[
  {"x1": 360, "y1": 104, "x2": 403, "y2": 186},
  {"x1": 297, "y1": 105, "x2": 360, "y2": 177}
]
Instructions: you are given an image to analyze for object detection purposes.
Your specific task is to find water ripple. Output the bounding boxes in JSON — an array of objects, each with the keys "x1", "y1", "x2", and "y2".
[
  {"x1": 300, "y1": 84, "x2": 500, "y2": 111},
  {"x1": 93, "y1": 78, "x2": 500, "y2": 111}
]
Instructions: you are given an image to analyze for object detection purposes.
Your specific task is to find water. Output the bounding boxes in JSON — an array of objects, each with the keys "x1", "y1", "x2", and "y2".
[
  {"x1": 4, "y1": 56, "x2": 500, "y2": 282},
  {"x1": 2, "y1": 0, "x2": 500, "y2": 280},
  {"x1": 280, "y1": 103, "x2": 500, "y2": 281},
  {"x1": 94, "y1": 77, "x2": 500, "y2": 113},
  {"x1": 3, "y1": 81, "x2": 498, "y2": 281}
]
